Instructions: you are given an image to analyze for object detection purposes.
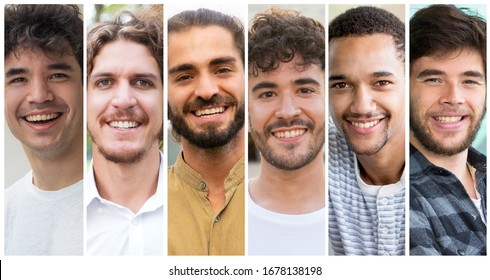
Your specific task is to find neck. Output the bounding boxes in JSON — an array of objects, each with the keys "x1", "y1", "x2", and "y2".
[
  {"x1": 180, "y1": 129, "x2": 244, "y2": 189},
  {"x1": 357, "y1": 130, "x2": 405, "y2": 185},
  {"x1": 92, "y1": 144, "x2": 160, "y2": 213},
  {"x1": 26, "y1": 139, "x2": 83, "y2": 191},
  {"x1": 180, "y1": 129, "x2": 244, "y2": 213},
  {"x1": 250, "y1": 152, "x2": 325, "y2": 214}
]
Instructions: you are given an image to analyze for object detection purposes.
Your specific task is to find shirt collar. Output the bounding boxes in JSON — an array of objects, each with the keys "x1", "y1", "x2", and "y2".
[
  {"x1": 173, "y1": 151, "x2": 244, "y2": 192},
  {"x1": 410, "y1": 144, "x2": 487, "y2": 174},
  {"x1": 85, "y1": 152, "x2": 164, "y2": 213}
]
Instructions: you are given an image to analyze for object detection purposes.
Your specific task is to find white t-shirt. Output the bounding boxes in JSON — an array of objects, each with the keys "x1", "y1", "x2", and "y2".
[
  {"x1": 247, "y1": 191, "x2": 325, "y2": 255},
  {"x1": 86, "y1": 152, "x2": 164, "y2": 255},
  {"x1": 4, "y1": 171, "x2": 83, "y2": 255}
]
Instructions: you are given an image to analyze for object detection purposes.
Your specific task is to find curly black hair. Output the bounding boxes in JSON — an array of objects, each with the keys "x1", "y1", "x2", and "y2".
[
  {"x1": 329, "y1": 6, "x2": 405, "y2": 63},
  {"x1": 5, "y1": 4, "x2": 83, "y2": 70},
  {"x1": 248, "y1": 8, "x2": 325, "y2": 77}
]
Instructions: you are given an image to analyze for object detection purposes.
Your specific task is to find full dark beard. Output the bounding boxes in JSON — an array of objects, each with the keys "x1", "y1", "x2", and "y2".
[
  {"x1": 410, "y1": 104, "x2": 486, "y2": 156},
  {"x1": 169, "y1": 99, "x2": 245, "y2": 149}
]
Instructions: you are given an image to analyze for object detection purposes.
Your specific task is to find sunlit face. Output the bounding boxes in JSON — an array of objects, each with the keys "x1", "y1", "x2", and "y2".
[
  {"x1": 87, "y1": 40, "x2": 163, "y2": 164},
  {"x1": 329, "y1": 34, "x2": 405, "y2": 155},
  {"x1": 249, "y1": 57, "x2": 325, "y2": 170},
  {"x1": 410, "y1": 48, "x2": 486, "y2": 156},
  {"x1": 5, "y1": 48, "x2": 83, "y2": 160},
  {"x1": 168, "y1": 26, "x2": 245, "y2": 149}
]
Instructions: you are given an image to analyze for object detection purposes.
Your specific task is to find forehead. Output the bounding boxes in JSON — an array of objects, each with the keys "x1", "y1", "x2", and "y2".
[
  {"x1": 5, "y1": 47, "x2": 79, "y2": 70},
  {"x1": 91, "y1": 40, "x2": 158, "y2": 72},
  {"x1": 250, "y1": 58, "x2": 324, "y2": 83},
  {"x1": 411, "y1": 48, "x2": 484, "y2": 74},
  {"x1": 329, "y1": 34, "x2": 403, "y2": 74},
  {"x1": 168, "y1": 26, "x2": 241, "y2": 67}
]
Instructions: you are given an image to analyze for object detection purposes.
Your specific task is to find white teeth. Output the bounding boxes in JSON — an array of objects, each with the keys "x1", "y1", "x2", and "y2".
[
  {"x1": 109, "y1": 121, "x2": 139, "y2": 129},
  {"x1": 195, "y1": 107, "x2": 225, "y2": 117},
  {"x1": 435, "y1": 116, "x2": 462, "y2": 123},
  {"x1": 25, "y1": 113, "x2": 60, "y2": 122},
  {"x1": 351, "y1": 120, "x2": 379, "y2": 129},
  {"x1": 273, "y1": 129, "x2": 306, "y2": 138}
]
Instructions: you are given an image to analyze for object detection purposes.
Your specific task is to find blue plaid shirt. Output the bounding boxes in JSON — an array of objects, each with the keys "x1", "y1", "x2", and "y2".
[{"x1": 410, "y1": 145, "x2": 487, "y2": 255}]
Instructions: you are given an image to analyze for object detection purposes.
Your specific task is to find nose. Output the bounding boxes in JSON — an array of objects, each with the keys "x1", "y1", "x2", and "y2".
[
  {"x1": 194, "y1": 73, "x2": 219, "y2": 100},
  {"x1": 350, "y1": 86, "x2": 376, "y2": 114},
  {"x1": 26, "y1": 78, "x2": 54, "y2": 103},
  {"x1": 111, "y1": 83, "x2": 137, "y2": 109},
  {"x1": 275, "y1": 94, "x2": 301, "y2": 119},
  {"x1": 439, "y1": 83, "x2": 465, "y2": 105}
]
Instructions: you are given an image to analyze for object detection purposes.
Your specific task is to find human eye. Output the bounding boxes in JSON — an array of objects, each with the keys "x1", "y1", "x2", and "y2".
[
  {"x1": 331, "y1": 82, "x2": 348, "y2": 89},
  {"x1": 462, "y1": 79, "x2": 483, "y2": 86},
  {"x1": 134, "y1": 79, "x2": 154, "y2": 88},
  {"x1": 216, "y1": 67, "x2": 232, "y2": 75},
  {"x1": 49, "y1": 73, "x2": 69, "y2": 81},
  {"x1": 423, "y1": 77, "x2": 443, "y2": 84},
  {"x1": 258, "y1": 91, "x2": 276, "y2": 99},
  {"x1": 95, "y1": 79, "x2": 113, "y2": 89},
  {"x1": 8, "y1": 77, "x2": 28, "y2": 85},
  {"x1": 297, "y1": 87, "x2": 315, "y2": 95},
  {"x1": 375, "y1": 80, "x2": 393, "y2": 87},
  {"x1": 176, "y1": 74, "x2": 192, "y2": 82}
]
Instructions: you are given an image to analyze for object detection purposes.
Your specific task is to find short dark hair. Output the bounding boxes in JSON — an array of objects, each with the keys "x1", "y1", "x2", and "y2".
[
  {"x1": 249, "y1": 8, "x2": 325, "y2": 76},
  {"x1": 168, "y1": 8, "x2": 244, "y2": 64},
  {"x1": 87, "y1": 8, "x2": 163, "y2": 80},
  {"x1": 410, "y1": 4, "x2": 486, "y2": 73},
  {"x1": 5, "y1": 4, "x2": 83, "y2": 70},
  {"x1": 329, "y1": 6, "x2": 405, "y2": 63}
]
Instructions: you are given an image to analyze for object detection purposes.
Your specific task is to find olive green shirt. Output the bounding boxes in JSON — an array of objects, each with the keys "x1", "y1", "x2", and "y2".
[{"x1": 168, "y1": 152, "x2": 245, "y2": 255}]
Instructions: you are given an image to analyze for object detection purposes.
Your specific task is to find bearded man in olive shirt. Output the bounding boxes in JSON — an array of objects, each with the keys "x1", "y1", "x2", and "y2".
[{"x1": 167, "y1": 8, "x2": 245, "y2": 255}]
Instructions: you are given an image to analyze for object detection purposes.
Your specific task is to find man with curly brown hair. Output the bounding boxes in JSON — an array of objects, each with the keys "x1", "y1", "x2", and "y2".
[{"x1": 248, "y1": 6, "x2": 325, "y2": 255}]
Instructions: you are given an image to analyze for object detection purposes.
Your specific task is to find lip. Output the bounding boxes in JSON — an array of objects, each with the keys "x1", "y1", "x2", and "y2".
[
  {"x1": 430, "y1": 115, "x2": 467, "y2": 130},
  {"x1": 271, "y1": 126, "x2": 308, "y2": 143},
  {"x1": 346, "y1": 117, "x2": 385, "y2": 135},
  {"x1": 21, "y1": 110, "x2": 63, "y2": 132},
  {"x1": 190, "y1": 105, "x2": 230, "y2": 123}
]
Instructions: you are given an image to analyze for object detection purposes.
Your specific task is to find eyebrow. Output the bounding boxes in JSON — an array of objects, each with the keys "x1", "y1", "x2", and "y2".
[
  {"x1": 463, "y1": 70, "x2": 484, "y2": 79},
  {"x1": 168, "y1": 56, "x2": 238, "y2": 75},
  {"x1": 329, "y1": 74, "x2": 346, "y2": 81},
  {"x1": 210, "y1": 56, "x2": 237, "y2": 66},
  {"x1": 417, "y1": 69, "x2": 484, "y2": 79},
  {"x1": 5, "y1": 62, "x2": 74, "y2": 78},
  {"x1": 89, "y1": 72, "x2": 159, "y2": 80},
  {"x1": 372, "y1": 71, "x2": 394, "y2": 78},
  {"x1": 294, "y1": 78, "x2": 321, "y2": 87},
  {"x1": 252, "y1": 82, "x2": 277, "y2": 92},
  {"x1": 47, "y1": 62, "x2": 74, "y2": 72},
  {"x1": 416, "y1": 69, "x2": 445, "y2": 78},
  {"x1": 5, "y1": 67, "x2": 27, "y2": 77}
]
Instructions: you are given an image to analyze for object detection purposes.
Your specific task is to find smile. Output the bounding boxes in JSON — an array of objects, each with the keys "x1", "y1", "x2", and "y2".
[
  {"x1": 24, "y1": 113, "x2": 61, "y2": 123},
  {"x1": 109, "y1": 120, "x2": 140, "y2": 129},
  {"x1": 434, "y1": 116, "x2": 463, "y2": 123},
  {"x1": 273, "y1": 129, "x2": 306, "y2": 139},
  {"x1": 351, "y1": 120, "x2": 379, "y2": 129},
  {"x1": 193, "y1": 106, "x2": 225, "y2": 117}
]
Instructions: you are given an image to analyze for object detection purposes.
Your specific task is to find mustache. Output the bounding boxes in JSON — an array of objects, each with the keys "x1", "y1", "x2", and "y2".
[
  {"x1": 265, "y1": 118, "x2": 314, "y2": 135},
  {"x1": 183, "y1": 95, "x2": 237, "y2": 113},
  {"x1": 101, "y1": 108, "x2": 149, "y2": 124},
  {"x1": 342, "y1": 111, "x2": 390, "y2": 119},
  {"x1": 17, "y1": 102, "x2": 67, "y2": 117}
]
